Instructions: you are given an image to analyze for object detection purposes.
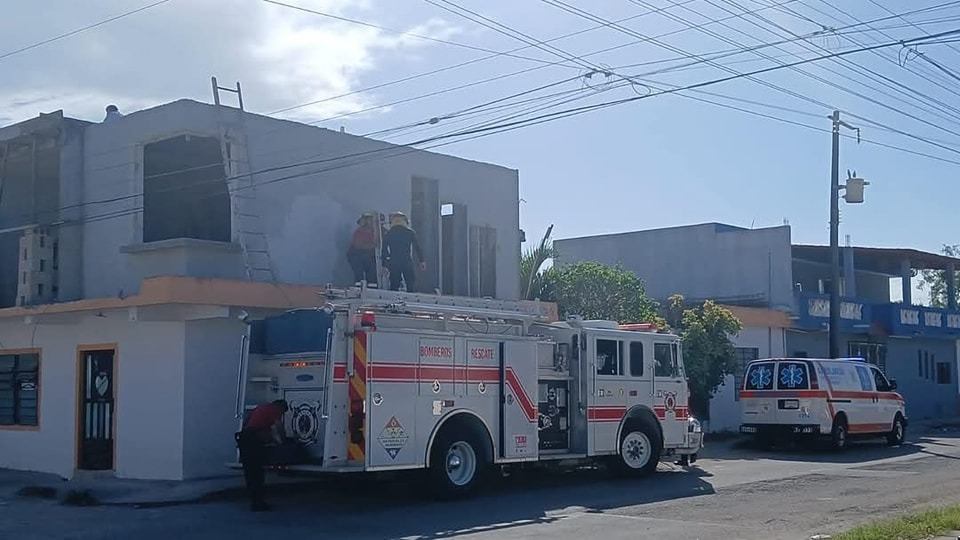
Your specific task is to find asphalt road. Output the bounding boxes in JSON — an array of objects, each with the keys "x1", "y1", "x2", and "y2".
[{"x1": 3, "y1": 431, "x2": 960, "y2": 540}]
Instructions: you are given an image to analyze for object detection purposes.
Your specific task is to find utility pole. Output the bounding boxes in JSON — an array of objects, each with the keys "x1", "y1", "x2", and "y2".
[
  {"x1": 828, "y1": 110, "x2": 867, "y2": 359},
  {"x1": 829, "y1": 111, "x2": 842, "y2": 359}
]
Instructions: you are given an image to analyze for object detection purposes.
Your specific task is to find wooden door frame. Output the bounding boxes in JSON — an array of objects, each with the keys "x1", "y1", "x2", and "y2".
[{"x1": 74, "y1": 344, "x2": 119, "y2": 472}]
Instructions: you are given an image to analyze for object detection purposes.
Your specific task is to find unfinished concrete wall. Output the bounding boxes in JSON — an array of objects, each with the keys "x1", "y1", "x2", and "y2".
[
  {"x1": 555, "y1": 223, "x2": 795, "y2": 309},
  {"x1": 80, "y1": 99, "x2": 522, "y2": 300},
  {"x1": 0, "y1": 114, "x2": 73, "y2": 308}
]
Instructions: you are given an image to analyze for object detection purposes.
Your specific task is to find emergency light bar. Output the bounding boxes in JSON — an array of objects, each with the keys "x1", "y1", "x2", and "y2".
[{"x1": 619, "y1": 323, "x2": 658, "y2": 332}]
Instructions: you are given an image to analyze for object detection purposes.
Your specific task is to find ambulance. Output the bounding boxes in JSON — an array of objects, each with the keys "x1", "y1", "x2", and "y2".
[
  {"x1": 230, "y1": 286, "x2": 704, "y2": 496},
  {"x1": 739, "y1": 357, "x2": 907, "y2": 450}
]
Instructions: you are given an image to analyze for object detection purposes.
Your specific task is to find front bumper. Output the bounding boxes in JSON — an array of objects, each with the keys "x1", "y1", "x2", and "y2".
[
  {"x1": 677, "y1": 417, "x2": 705, "y2": 454},
  {"x1": 740, "y1": 423, "x2": 822, "y2": 436}
]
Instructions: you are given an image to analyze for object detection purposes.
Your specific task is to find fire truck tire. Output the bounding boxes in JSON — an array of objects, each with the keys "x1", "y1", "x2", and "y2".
[
  {"x1": 615, "y1": 419, "x2": 662, "y2": 477},
  {"x1": 428, "y1": 427, "x2": 487, "y2": 498}
]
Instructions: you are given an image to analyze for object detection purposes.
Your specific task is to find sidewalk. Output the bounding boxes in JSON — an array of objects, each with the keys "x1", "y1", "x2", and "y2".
[{"x1": 0, "y1": 467, "x2": 330, "y2": 508}]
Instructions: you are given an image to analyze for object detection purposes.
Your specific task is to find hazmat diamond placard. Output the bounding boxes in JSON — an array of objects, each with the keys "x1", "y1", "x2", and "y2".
[{"x1": 377, "y1": 416, "x2": 409, "y2": 460}]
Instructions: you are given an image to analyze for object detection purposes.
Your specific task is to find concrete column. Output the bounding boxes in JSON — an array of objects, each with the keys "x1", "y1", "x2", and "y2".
[
  {"x1": 843, "y1": 246, "x2": 856, "y2": 298},
  {"x1": 901, "y1": 259, "x2": 912, "y2": 305},
  {"x1": 948, "y1": 262, "x2": 957, "y2": 310}
]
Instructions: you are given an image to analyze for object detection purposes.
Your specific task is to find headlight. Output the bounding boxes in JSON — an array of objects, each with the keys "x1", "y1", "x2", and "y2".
[{"x1": 688, "y1": 417, "x2": 702, "y2": 433}]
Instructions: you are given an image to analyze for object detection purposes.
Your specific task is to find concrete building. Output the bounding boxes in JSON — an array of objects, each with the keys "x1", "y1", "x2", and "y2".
[
  {"x1": 0, "y1": 94, "x2": 524, "y2": 480},
  {"x1": 556, "y1": 223, "x2": 960, "y2": 427}
]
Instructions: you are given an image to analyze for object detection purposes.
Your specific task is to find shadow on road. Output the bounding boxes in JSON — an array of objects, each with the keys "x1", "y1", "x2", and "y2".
[
  {"x1": 698, "y1": 431, "x2": 960, "y2": 466},
  {"x1": 250, "y1": 465, "x2": 716, "y2": 538}
]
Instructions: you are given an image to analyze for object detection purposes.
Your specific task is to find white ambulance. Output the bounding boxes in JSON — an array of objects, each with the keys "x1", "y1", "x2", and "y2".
[{"x1": 739, "y1": 357, "x2": 907, "y2": 450}]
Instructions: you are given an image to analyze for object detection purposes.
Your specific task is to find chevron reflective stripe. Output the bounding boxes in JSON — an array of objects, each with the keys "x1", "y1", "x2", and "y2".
[{"x1": 348, "y1": 331, "x2": 367, "y2": 462}]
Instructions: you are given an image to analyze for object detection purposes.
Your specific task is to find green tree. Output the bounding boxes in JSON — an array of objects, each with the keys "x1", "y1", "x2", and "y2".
[
  {"x1": 667, "y1": 295, "x2": 742, "y2": 421},
  {"x1": 918, "y1": 244, "x2": 960, "y2": 308},
  {"x1": 520, "y1": 224, "x2": 557, "y2": 301},
  {"x1": 547, "y1": 261, "x2": 664, "y2": 326}
]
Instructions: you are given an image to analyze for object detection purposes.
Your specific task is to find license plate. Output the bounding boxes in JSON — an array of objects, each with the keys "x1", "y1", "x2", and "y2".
[{"x1": 740, "y1": 426, "x2": 757, "y2": 433}]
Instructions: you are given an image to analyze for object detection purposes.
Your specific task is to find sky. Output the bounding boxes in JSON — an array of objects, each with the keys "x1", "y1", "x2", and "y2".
[{"x1": 2, "y1": 0, "x2": 960, "y2": 301}]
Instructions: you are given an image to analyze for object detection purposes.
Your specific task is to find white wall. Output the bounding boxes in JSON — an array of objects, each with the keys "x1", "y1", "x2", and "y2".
[
  {"x1": 182, "y1": 318, "x2": 247, "y2": 479},
  {"x1": 80, "y1": 100, "x2": 521, "y2": 300},
  {"x1": 555, "y1": 223, "x2": 795, "y2": 310},
  {"x1": 708, "y1": 326, "x2": 786, "y2": 433},
  {"x1": 0, "y1": 314, "x2": 186, "y2": 480}
]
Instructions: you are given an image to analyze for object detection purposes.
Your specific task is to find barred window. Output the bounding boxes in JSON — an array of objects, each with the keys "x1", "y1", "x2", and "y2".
[{"x1": 0, "y1": 353, "x2": 40, "y2": 427}]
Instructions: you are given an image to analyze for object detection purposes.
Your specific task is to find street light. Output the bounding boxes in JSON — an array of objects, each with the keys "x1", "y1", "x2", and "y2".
[{"x1": 828, "y1": 111, "x2": 868, "y2": 359}]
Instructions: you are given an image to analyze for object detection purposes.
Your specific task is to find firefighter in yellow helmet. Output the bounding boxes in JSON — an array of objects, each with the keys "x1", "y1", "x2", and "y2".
[{"x1": 381, "y1": 211, "x2": 425, "y2": 292}]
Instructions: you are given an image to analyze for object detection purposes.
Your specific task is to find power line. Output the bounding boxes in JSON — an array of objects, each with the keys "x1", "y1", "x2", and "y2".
[
  {"x1": 14, "y1": 26, "x2": 960, "y2": 231},
  {"x1": 261, "y1": 0, "x2": 574, "y2": 67},
  {"x1": 0, "y1": 0, "x2": 172, "y2": 62}
]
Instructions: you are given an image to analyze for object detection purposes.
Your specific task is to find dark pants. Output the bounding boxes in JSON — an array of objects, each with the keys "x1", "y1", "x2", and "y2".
[
  {"x1": 388, "y1": 258, "x2": 416, "y2": 292},
  {"x1": 236, "y1": 430, "x2": 268, "y2": 508},
  {"x1": 347, "y1": 249, "x2": 378, "y2": 286}
]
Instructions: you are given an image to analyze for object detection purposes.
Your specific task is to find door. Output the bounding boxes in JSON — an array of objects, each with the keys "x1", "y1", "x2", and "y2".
[
  {"x1": 590, "y1": 337, "x2": 625, "y2": 454},
  {"x1": 653, "y1": 341, "x2": 685, "y2": 445},
  {"x1": 77, "y1": 349, "x2": 116, "y2": 471},
  {"x1": 869, "y1": 366, "x2": 896, "y2": 431},
  {"x1": 623, "y1": 340, "x2": 653, "y2": 411}
]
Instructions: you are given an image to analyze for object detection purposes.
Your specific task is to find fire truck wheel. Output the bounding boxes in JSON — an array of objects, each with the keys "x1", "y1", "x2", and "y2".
[
  {"x1": 616, "y1": 420, "x2": 662, "y2": 477},
  {"x1": 429, "y1": 428, "x2": 486, "y2": 497}
]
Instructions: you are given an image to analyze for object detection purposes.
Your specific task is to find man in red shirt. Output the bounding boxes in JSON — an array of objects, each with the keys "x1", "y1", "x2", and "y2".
[
  {"x1": 347, "y1": 213, "x2": 382, "y2": 287},
  {"x1": 235, "y1": 399, "x2": 288, "y2": 511}
]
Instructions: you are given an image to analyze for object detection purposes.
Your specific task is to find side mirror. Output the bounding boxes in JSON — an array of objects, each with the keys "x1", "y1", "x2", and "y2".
[{"x1": 889, "y1": 379, "x2": 897, "y2": 391}]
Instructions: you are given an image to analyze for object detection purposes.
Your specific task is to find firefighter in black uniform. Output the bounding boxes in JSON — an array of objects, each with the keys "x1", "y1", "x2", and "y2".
[{"x1": 381, "y1": 211, "x2": 426, "y2": 292}]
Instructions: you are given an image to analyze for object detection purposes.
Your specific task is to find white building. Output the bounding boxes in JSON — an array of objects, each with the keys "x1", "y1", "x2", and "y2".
[
  {"x1": 708, "y1": 306, "x2": 790, "y2": 433},
  {"x1": 0, "y1": 93, "x2": 524, "y2": 480}
]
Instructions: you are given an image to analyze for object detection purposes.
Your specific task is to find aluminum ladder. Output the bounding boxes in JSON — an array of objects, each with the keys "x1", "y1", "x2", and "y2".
[{"x1": 211, "y1": 76, "x2": 277, "y2": 283}]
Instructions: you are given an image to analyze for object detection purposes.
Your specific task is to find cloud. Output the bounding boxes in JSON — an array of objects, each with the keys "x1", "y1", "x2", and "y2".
[{"x1": 0, "y1": 0, "x2": 459, "y2": 125}]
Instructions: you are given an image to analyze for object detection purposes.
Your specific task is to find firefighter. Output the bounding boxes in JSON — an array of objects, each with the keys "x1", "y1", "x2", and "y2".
[
  {"x1": 381, "y1": 211, "x2": 426, "y2": 292},
  {"x1": 347, "y1": 212, "x2": 380, "y2": 287},
  {"x1": 235, "y1": 399, "x2": 288, "y2": 512}
]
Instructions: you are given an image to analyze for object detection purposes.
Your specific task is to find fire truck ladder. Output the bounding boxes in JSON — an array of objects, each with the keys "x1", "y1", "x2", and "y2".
[
  {"x1": 324, "y1": 287, "x2": 552, "y2": 321},
  {"x1": 212, "y1": 76, "x2": 277, "y2": 283}
]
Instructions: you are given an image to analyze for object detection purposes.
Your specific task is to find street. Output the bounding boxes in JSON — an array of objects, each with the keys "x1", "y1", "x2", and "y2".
[{"x1": 3, "y1": 431, "x2": 960, "y2": 540}]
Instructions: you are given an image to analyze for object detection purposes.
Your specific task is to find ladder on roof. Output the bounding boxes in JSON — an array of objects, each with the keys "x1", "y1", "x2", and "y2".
[
  {"x1": 211, "y1": 76, "x2": 277, "y2": 283},
  {"x1": 322, "y1": 286, "x2": 552, "y2": 320}
]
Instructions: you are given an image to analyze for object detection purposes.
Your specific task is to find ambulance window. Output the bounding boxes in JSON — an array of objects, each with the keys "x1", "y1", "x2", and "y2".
[
  {"x1": 777, "y1": 362, "x2": 810, "y2": 390},
  {"x1": 654, "y1": 343, "x2": 678, "y2": 377},
  {"x1": 629, "y1": 342, "x2": 644, "y2": 377},
  {"x1": 596, "y1": 339, "x2": 623, "y2": 376},
  {"x1": 855, "y1": 366, "x2": 873, "y2": 391},
  {"x1": 871, "y1": 368, "x2": 892, "y2": 392},
  {"x1": 745, "y1": 362, "x2": 775, "y2": 390}
]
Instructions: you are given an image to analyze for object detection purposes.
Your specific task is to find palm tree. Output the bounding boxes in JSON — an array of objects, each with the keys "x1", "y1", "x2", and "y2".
[{"x1": 520, "y1": 224, "x2": 556, "y2": 300}]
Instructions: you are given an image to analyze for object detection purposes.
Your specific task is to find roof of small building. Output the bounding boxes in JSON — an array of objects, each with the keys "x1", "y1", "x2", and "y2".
[{"x1": 792, "y1": 245, "x2": 960, "y2": 274}]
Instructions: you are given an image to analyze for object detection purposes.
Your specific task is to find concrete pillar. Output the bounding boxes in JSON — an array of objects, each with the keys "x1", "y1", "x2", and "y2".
[
  {"x1": 948, "y1": 262, "x2": 957, "y2": 310},
  {"x1": 901, "y1": 259, "x2": 912, "y2": 305},
  {"x1": 843, "y1": 246, "x2": 856, "y2": 298}
]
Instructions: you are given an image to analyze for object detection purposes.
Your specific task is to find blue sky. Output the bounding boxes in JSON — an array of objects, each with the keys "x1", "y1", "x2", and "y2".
[{"x1": 3, "y1": 0, "x2": 960, "y2": 271}]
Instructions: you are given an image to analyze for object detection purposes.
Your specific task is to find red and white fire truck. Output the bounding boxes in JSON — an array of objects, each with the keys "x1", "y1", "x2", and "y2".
[{"x1": 232, "y1": 286, "x2": 703, "y2": 496}]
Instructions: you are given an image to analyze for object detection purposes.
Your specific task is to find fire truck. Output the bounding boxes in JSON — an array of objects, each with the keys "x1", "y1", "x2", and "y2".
[{"x1": 232, "y1": 286, "x2": 703, "y2": 496}]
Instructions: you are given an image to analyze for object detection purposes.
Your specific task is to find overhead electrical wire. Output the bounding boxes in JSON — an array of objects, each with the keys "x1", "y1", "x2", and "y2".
[
  {"x1": 10, "y1": 25, "x2": 960, "y2": 231},
  {"x1": 0, "y1": 0, "x2": 173, "y2": 62},
  {"x1": 261, "y1": 0, "x2": 577, "y2": 67}
]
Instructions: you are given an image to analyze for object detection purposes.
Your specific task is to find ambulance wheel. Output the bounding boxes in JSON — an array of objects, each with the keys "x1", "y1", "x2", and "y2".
[
  {"x1": 616, "y1": 419, "x2": 662, "y2": 477},
  {"x1": 887, "y1": 414, "x2": 906, "y2": 446},
  {"x1": 830, "y1": 416, "x2": 848, "y2": 451},
  {"x1": 428, "y1": 427, "x2": 486, "y2": 498}
]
